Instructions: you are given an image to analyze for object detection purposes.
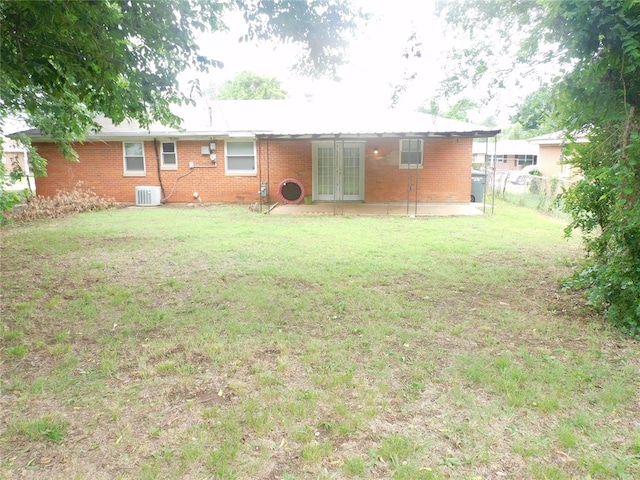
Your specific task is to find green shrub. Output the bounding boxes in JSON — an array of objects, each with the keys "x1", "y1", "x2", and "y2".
[
  {"x1": 528, "y1": 170, "x2": 543, "y2": 194},
  {"x1": 566, "y1": 241, "x2": 640, "y2": 338},
  {"x1": 562, "y1": 127, "x2": 640, "y2": 337}
]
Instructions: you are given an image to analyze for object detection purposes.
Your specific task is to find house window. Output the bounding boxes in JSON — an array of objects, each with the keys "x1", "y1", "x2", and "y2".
[
  {"x1": 515, "y1": 154, "x2": 537, "y2": 166},
  {"x1": 484, "y1": 154, "x2": 507, "y2": 165},
  {"x1": 161, "y1": 142, "x2": 177, "y2": 169},
  {"x1": 399, "y1": 139, "x2": 423, "y2": 168},
  {"x1": 225, "y1": 140, "x2": 256, "y2": 175},
  {"x1": 123, "y1": 142, "x2": 145, "y2": 176}
]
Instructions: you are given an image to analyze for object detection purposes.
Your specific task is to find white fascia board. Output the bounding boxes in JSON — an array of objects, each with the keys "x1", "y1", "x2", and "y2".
[{"x1": 27, "y1": 132, "x2": 229, "y2": 143}]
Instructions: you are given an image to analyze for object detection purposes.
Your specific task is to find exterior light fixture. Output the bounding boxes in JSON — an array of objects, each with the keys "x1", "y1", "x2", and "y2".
[{"x1": 373, "y1": 147, "x2": 379, "y2": 155}]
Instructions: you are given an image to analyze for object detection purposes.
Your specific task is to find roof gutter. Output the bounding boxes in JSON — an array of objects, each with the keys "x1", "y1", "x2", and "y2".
[
  {"x1": 13, "y1": 132, "x2": 232, "y2": 143},
  {"x1": 256, "y1": 129, "x2": 501, "y2": 140}
]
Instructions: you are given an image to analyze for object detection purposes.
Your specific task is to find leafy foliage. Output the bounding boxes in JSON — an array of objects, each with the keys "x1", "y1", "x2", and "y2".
[
  {"x1": 510, "y1": 85, "x2": 557, "y2": 133},
  {"x1": 444, "y1": 97, "x2": 478, "y2": 122},
  {"x1": 0, "y1": 134, "x2": 47, "y2": 214},
  {"x1": 417, "y1": 98, "x2": 442, "y2": 116},
  {"x1": 0, "y1": 189, "x2": 32, "y2": 223},
  {"x1": 238, "y1": 0, "x2": 366, "y2": 78},
  {"x1": 437, "y1": 0, "x2": 640, "y2": 334},
  {"x1": 497, "y1": 122, "x2": 529, "y2": 140},
  {"x1": 390, "y1": 32, "x2": 423, "y2": 106},
  {"x1": 417, "y1": 97, "x2": 477, "y2": 121},
  {"x1": 215, "y1": 71, "x2": 287, "y2": 100},
  {"x1": 1, "y1": 0, "x2": 226, "y2": 147},
  {"x1": 562, "y1": 117, "x2": 640, "y2": 336},
  {"x1": 0, "y1": 0, "x2": 364, "y2": 179}
]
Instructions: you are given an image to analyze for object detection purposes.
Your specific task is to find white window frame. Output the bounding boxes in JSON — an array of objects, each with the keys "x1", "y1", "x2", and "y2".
[
  {"x1": 399, "y1": 139, "x2": 424, "y2": 169},
  {"x1": 515, "y1": 154, "x2": 537, "y2": 166},
  {"x1": 225, "y1": 139, "x2": 257, "y2": 176},
  {"x1": 123, "y1": 141, "x2": 146, "y2": 176},
  {"x1": 485, "y1": 154, "x2": 507, "y2": 165},
  {"x1": 161, "y1": 141, "x2": 178, "y2": 170}
]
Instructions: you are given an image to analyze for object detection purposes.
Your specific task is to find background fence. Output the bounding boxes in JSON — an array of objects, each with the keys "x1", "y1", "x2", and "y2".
[{"x1": 482, "y1": 169, "x2": 578, "y2": 217}]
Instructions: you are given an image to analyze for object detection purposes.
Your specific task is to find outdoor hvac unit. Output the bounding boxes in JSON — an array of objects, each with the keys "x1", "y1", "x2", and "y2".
[{"x1": 135, "y1": 186, "x2": 161, "y2": 206}]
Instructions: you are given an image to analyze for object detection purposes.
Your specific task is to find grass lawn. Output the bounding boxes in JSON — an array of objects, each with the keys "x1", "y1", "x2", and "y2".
[{"x1": 1, "y1": 202, "x2": 639, "y2": 479}]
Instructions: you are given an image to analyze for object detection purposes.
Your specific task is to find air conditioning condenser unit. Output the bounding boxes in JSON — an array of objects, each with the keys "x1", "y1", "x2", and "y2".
[{"x1": 135, "y1": 186, "x2": 161, "y2": 206}]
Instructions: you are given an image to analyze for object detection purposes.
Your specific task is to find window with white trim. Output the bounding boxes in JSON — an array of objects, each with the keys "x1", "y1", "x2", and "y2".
[
  {"x1": 515, "y1": 154, "x2": 537, "y2": 166},
  {"x1": 225, "y1": 140, "x2": 256, "y2": 175},
  {"x1": 399, "y1": 139, "x2": 423, "y2": 168},
  {"x1": 161, "y1": 141, "x2": 177, "y2": 169},
  {"x1": 123, "y1": 142, "x2": 145, "y2": 175}
]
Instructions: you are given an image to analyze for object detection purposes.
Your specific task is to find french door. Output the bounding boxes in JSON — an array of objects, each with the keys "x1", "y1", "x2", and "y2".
[{"x1": 312, "y1": 142, "x2": 365, "y2": 201}]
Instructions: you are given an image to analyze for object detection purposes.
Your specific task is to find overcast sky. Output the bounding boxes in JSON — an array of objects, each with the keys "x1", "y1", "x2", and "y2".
[
  {"x1": 185, "y1": 1, "x2": 478, "y2": 116},
  {"x1": 184, "y1": 1, "x2": 546, "y2": 127}
]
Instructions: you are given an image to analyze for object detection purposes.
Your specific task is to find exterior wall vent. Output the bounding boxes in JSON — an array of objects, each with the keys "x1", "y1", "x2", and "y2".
[{"x1": 135, "y1": 186, "x2": 161, "y2": 206}]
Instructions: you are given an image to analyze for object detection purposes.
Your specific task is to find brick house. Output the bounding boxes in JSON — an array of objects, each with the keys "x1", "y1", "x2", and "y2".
[{"x1": 21, "y1": 100, "x2": 499, "y2": 205}]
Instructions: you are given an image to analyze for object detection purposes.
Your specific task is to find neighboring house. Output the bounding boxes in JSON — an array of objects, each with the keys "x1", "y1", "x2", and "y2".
[
  {"x1": 1, "y1": 136, "x2": 35, "y2": 193},
  {"x1": 472, "y1": 139, "x2": 539, "y2": 172},
  {"x1": 528, "y1": 131, "x2": 586, "y2": 179},
  {"x1": 2, "y1": 137, "x2": 29, "y2": 176},
  {"x1": 18, "y1": 100, "x2": 500, "y2": 205}
]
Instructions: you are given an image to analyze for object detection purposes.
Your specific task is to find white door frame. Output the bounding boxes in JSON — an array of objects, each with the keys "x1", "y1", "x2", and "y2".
[{"x1": 312, "y1": 141, "x2": 365, "y2": 201}]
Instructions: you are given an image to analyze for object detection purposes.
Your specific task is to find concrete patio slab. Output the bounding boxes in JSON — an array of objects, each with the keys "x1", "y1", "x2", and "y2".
[{"x1": 268, "y1": 202, "x2": 486, "y2": 217}]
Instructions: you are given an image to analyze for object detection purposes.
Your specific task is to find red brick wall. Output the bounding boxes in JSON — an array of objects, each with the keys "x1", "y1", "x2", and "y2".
[
  {"x1": 35, "y1": 140, "x2": 266, "y2": 203},
  {"x1": 365, "y1": 137, "x2": 472, "y2": 203},
  {"x1": 34, "y1": 136, "x2": 473, "y2": 204},
  {"x1": 258, "y1": 140, "x2": 312, "y2": 204}
]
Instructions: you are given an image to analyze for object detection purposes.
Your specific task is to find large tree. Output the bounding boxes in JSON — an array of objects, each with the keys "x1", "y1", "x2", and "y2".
[
  {"x1": 215, "y1": 71, "x2": 287, "y2": 100},
  {"x1": 437, "y1": 0, "x2": 640, "y2": 335},
  {"x1": 417, "y1": 97, "x2": 478, "y2": 122},
  {"x1": 510, "y1": 85, "x2": 556, "y2": 133},
  {"x1": 0, "y1": 0, "x2": 363, "y2": 167}
]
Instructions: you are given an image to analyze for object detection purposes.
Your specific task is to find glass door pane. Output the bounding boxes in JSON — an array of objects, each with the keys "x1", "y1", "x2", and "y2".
[
  {"x1": 317, "y1": 146, "x2": 334, "y2": 197},
  {"x1": 342, "y1": 146, "x2": 360, "y2": 197}
]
